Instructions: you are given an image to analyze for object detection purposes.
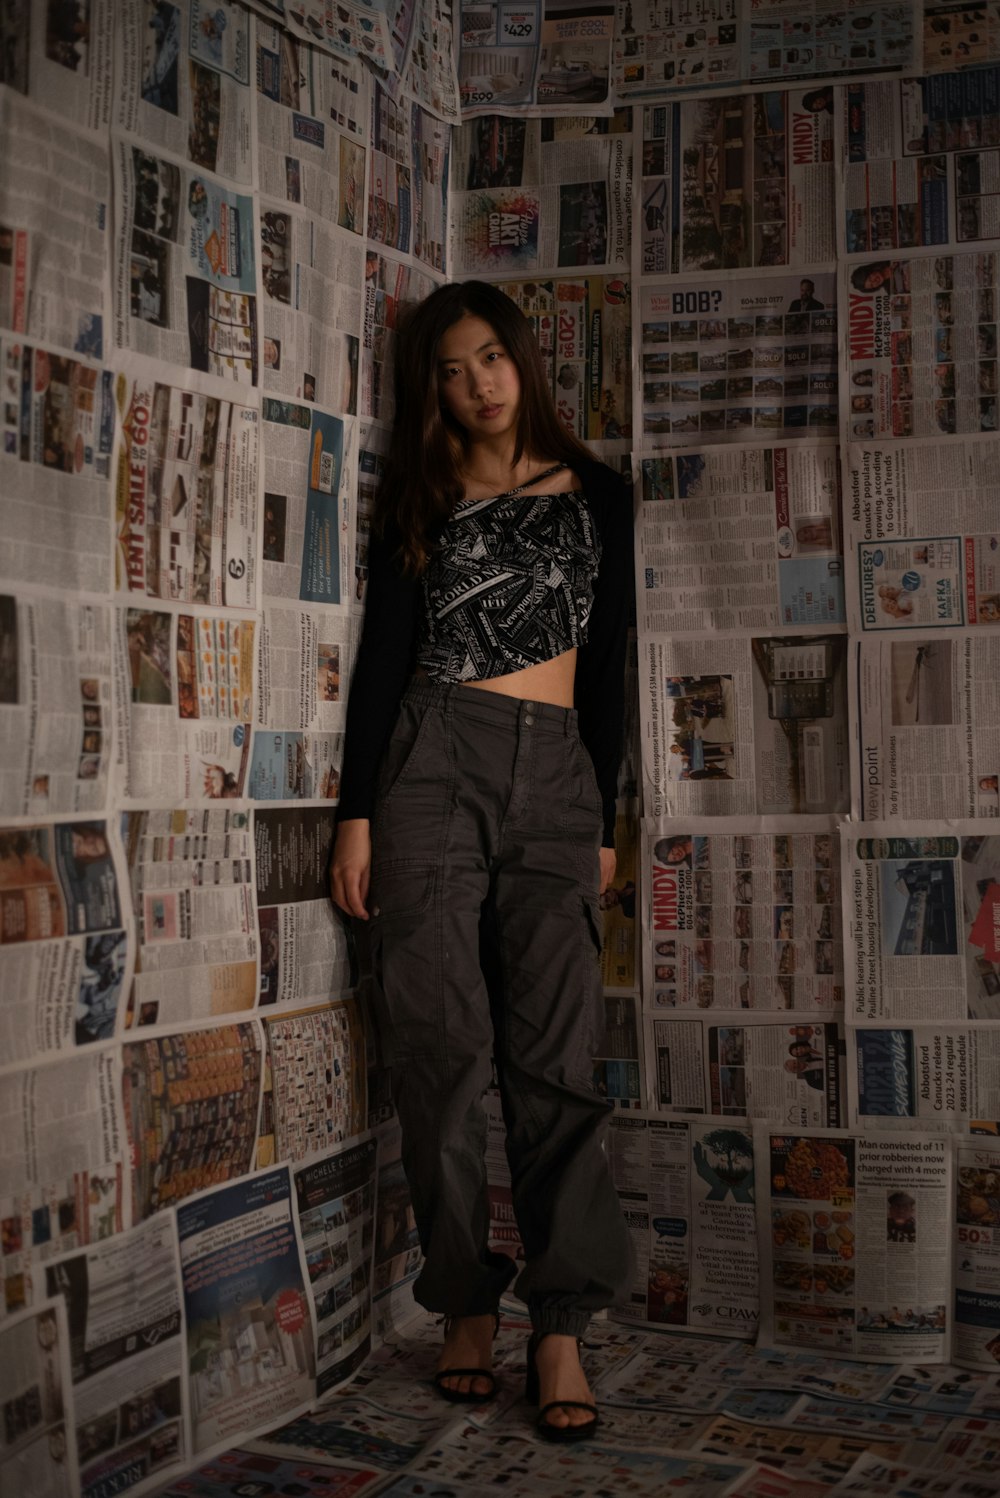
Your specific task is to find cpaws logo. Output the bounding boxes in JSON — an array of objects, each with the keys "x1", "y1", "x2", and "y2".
[{"x1": 692, "y1": 1302, "x2": 713, "y2": 1317}]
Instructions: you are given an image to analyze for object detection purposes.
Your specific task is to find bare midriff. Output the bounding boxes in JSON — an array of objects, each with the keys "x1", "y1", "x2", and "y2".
[{"x1": 460, "y1": 646, "x2": 577, "y2": 708}]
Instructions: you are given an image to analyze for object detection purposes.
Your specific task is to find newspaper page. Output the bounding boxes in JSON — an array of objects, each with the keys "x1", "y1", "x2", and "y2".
[
  {"x1": 361, "y1": 252, "x2": 440, "y2": 423},
  {"x1": 23, "y1": 0, "x2": 114, "y2": 131},
  {"x1": 368, "y1": 84, "x2": 449, "y2": 268},
  {"x1": 352, "y1": 419, "x2": 388, "y2": 609},
  {"x1": 613, "y1": 0, "x2": 921, "y2": 98},
  {"x1": 254, "y1": 806, "x2": 351, "y2": 1008},
  {"x1": 641, "y1": 632, "x2": 850, "y2": 818},
  {"x1": 451, "y1": 108, "x2": 631, "y2": 278},
  {"x1": 293, "y1": 1135, "x2": 378, "y2": 1398},
  {"x1": 253, "y1": 19, "x2": 370, "y2": 229},
  {"x1": 638, "y1": 274, "x2": 839, "y2": 446},
  {"x1": 370, "y1": 1120, "x2": 422, "y2": 1343},
  {"x1": 644, "y1": 820, "x2": 844, "y2": 1014},
  {"x1": 0, "y1": 597, "x2": 116, "y2": 818},
  {"x1": 252, "y1": 605, "x2": 359, "y2": 800},
  {"x1": 0, "y1": 1299, "x2": 78, "y2": 1498},
  {"x1": 45, "y1": 1215, "x2": 188, "y2": 1498},
  {"x1": 112, "y1": 135, "x2": 259, "y2": 384},
  {"x1": 636, "y1": 445, "x2": 844, "y2": 636},
  {"x1": 122, "y1": 1021, "x2": 262, "y2": 1222},
  {"x1": 260, "y1": 402, "x2": 356, "y2": 605},
  {"x1": 0, "y1": 90, "x2": 110, "y2": 360},
  {"x1": 114, "y1": 604, "x2": 255, "y2": 802},
  {"x1": 595, "y1": 992, "x2": 644, "y2": 1107},
  {"x1": 177, "y1": 1165, "x2": 314, "y2": 1453},
  {"x1": 258, "y1": 204, "x2": 364, "y2": 411},
  {"x1": 646, "y1": 1014, "x2": 844, "y2": 1127},
  {"x1": 757, "y1": 1126, "x2": 951, "y2": 1363},
  {"x1": 842, "y1": 250, "x2": 1000, "y2": 441},
  {"x1": 491, "y1": 272, "x2": 633, "y2": 444},
  {"x1": 457, "y1": 0, "x2": 615, "y2": 118},
  {"x1": 285, "y1": 0, "x2": 395, "y2": 71},
  {"x1": 0, "y1": 820, "x2": 131, "y2": 1068},
  {"x1": 845, "y1": 437, "x2": 1000, "y2": 632},
  {"x1": 843, "y1": 70, "x2": 1000, "y2": 255},
  {"x1": 854, "y1": 632, "x2": 1000, "y2": 819},
  {"x1": 400, "y1": 0, "x2": 461, "y2": 125},
  {"x1": 0, "y1": 339, "x2": 116, "y2": 595},
  {"x1": 954, "y1": 1136, "x2": 1000, "y2": 1371},
  {"x1": 0, "y1": 1050, "x2": 126, "y2": 1321},
  {"x1": 608, "y1": 1112, "x2": 759, "y2": 1339},
  {"x1": 121, "y1": 806, "x2": 258, "y2": 1033},
  {"x1": 113, "y1": 369, "x2": 260, "y2": 611},
  {"x1": 639, "y1": 89, "x2": 837, "y2": 279},
  {"x1": 114, "y1": 0, "x2": 254, "y2": 184},
  {"x1": 261, "y1": 1001, "x2": 367, "y2": 1163},
  {"x1": 843, "y1": 825, "x2": 1000, "y2": 1025},
  {"x1": 831, "y1": 1452, "x2": 1000, "y2": 1498},
  {"x1": 924, "y1": 3, "x2": 1000, "y2": 73}
]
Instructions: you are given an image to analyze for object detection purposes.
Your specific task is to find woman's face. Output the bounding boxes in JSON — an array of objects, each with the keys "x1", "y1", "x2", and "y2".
[{"x1": 436, "y1": 314, "x2": 521, "y2": 444}]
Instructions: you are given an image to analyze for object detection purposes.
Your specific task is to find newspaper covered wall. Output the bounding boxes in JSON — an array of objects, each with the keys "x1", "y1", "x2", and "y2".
[{"x1": 5, "y1": 1, "x2": 1000, "y2": 1493}]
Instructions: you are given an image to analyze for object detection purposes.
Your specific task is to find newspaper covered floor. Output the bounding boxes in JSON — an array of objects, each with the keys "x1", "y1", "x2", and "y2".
[{"x1": 156, "y1": 1303, "x2": 1000, "y2": 1497}]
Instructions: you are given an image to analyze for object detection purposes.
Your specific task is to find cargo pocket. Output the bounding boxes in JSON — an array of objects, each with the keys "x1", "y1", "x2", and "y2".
[
  {"x1": 374, "y1": 704, "x2": 435, "y2": 818},
  {"x1": 369, "y1": 860, "x2": 438, "y2": 1062},
  {"x1": 581, "y1": 893, "x2": 608, "y2": 1061}
]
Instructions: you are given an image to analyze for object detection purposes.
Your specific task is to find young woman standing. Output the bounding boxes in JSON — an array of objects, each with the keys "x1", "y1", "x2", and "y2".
[{"x1": 330, "y1": 280, "x2": 633, "y2": 1440}]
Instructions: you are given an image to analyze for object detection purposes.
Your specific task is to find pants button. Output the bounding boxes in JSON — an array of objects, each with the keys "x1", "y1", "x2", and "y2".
[
  {"x1": 524, "y1": 714, "x2": 534, "y2": 726},
  {"x1": 523, "y1": 700, "x2": 535, "y2": 710}
]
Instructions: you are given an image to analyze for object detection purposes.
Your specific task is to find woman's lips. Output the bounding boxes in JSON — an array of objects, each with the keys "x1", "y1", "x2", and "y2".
[{"x1": 477, "y1": 404, "x2": 502, "y2": 418}]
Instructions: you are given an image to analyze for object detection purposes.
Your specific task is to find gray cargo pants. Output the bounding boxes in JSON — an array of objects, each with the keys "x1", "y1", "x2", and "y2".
[{"x1": 368, "y1": 678, "x2": 632, "y2": 1338}]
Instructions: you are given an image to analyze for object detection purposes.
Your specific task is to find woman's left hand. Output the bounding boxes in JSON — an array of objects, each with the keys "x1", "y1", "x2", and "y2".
[{"x1": 599, "y1": 846, "x2": 616, "y2": 896}]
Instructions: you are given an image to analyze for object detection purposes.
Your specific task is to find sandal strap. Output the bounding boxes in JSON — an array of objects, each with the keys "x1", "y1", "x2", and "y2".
[{"x1": 538, "y1": 1400, "x2": 597, "y2": 1419}]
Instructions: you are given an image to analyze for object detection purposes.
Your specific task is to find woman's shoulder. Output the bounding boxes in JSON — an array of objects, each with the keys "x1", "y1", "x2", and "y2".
[{"x1": 572, "y1": 456, "x2": 633, "y2": 528}]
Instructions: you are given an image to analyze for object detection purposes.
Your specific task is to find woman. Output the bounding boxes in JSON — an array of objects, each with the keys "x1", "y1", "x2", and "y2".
[{"x1": 330, "y1": 281, "x2": 632, "y2": 1440}]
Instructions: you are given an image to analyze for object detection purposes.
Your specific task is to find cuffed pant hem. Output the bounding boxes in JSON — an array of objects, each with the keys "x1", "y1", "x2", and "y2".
[{"x1": 529, "y1": 1306, "x2": 592, "y2": 1339}]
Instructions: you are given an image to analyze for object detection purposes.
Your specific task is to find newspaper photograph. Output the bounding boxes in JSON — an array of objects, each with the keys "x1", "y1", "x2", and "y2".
[
  {"x1": 843, "y1": 826, "x2": 1000, "y2": 1025},
  {"x1": 645, "y1": 1015, "x2": 844, "y2": 1127},
  {"x1": 457, "y1": 0, "x2": 615, "y2": 118},
  {"x1": 45, "y1": 1214, "x2": 188, "y2": 1498},
  {"x1": 644, "y1": 820, "x2": 844, "y2": 1014},
  {"x1": 114, "y1": 0, "x2": 254, "y2": 184},
  {"x1": 254, "y1": 806, "x2": 351, "y2": 1008},
  {"x1": 846, "y1": 438, "x2": 1000, "y2": 631},
  {"x1": 843, "y1": 70, "x2": 1000, "y2": 255},
  {"x1": 121, "y1": 805, "x2": 258, "y2": 1034},
  {"x1": 854, "y1": 632, "x2": 1000, "y2": 819},
  {"x1": 258, "y1": 203, "x2": 363, "y2": 412},
  {"x1": 757, "y1": 1126, "x2": 951, "y2": 1363},
  {"x1": 262, "y1": 1001, "x2": 367, "y2": 1164},
  {"x1": 451, "y1": 108, "x2": 631, "y2": 277},
  {"x1": 0, "y1": 338, "x2": 116, "y2": 596},
  {"x1": 639, "y1": 273, "x2": 839, "y2": 444},
  {"x1": 614, "y1": 1, "x2": 920, "y2": 98},
  {"x1": 177, "y1": 1165, "x2": 314, "y2": 1452},
  {"x1": 0, "y1": 1299, "x2": 77, "y2": 1498},
  {"x1": 852, "y1": 1024, "x2": 1000, "y2": 1128},
  {"x1": 842, "y1": 250, "x2": 1000, "y2": 441},
  {"x1": 0, "y1": 596, "x2": 116, "y2": 818},
  {"x1": 294, "y1": 1135, "x2": 378, "y2": 1398},
  {"x1": 641, "y1": 632, "x2": 850, "y2": 818},
  {"x1": 253, "y1": 20, "x2": 370, "y2": 229},
  {"x1": 113, "y1": 369, "x2": 259, "y2": 611},
  {"x1": 954, "y1": 1136, "x2": 1000, "y2": 1371},
  {"x1": 640, "y1": 88, "x2": 836, "y2": 279},
  {"x1": 492, "y1": 272, "x2": 632, "y2": 442},
  {"x1": 608, "y1": 1112, "x2": 759, "y2": 1339},
  {"x1": 0, "y1": 820, "x2": 130, "y2": 1067},
  {"x1": 924, "y1": 3, "x2": 1000, "y2": 72},
  {"x1": 0, "y1": 1050, "x2": 126, "y2": 1320},
  {"x1": 113, "y1": 137, "x2": 259, "y2": 384},
  {"x1": 115, "y1": 604, "x2": 255, "y2": 802},
  {"x1": 636, "y1": 444, "x2": 844, "y2": 636},
  {"x1": 122, "y1": 1021, "x2": 262, "y2": 1221},
  {"x1": 261, "y1": 401, "x2": 356, "y2": 606},
  {"x1": 0, "y1": 90, "x2": 110, "y2": 362}
]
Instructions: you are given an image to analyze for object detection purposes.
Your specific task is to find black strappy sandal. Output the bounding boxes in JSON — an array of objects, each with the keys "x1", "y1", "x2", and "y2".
[
  {"x1": 432, "y1": 1312, "x2": 501, "y2": 1405},
  {"x1": 524, "y1": 1332, "x2": 599, "y2": 1443}
]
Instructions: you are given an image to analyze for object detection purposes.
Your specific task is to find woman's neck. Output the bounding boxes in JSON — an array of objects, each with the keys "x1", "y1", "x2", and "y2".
[{"x1": 461, "y1": 442, "x2": 542, "y2": 495}]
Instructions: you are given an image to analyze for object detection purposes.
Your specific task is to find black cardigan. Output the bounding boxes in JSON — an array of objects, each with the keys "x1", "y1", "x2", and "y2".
[{"x1": 337, "y1": 457, "x2": 633, "y2": 847}]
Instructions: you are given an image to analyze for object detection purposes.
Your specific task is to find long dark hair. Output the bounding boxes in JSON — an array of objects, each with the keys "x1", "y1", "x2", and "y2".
[{"x1": 378, "y1": 280, "x2": 594, "y2": 573}]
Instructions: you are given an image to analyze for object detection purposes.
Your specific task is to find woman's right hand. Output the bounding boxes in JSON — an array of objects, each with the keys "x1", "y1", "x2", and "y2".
[{"x1": 329, "y1": 818, "x2": 372, "y2": 919}]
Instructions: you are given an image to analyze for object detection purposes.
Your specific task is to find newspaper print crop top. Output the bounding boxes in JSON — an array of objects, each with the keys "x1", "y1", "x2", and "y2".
[{"x1": 416, "y1": 468, "x2": 602, "y2": 682}]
